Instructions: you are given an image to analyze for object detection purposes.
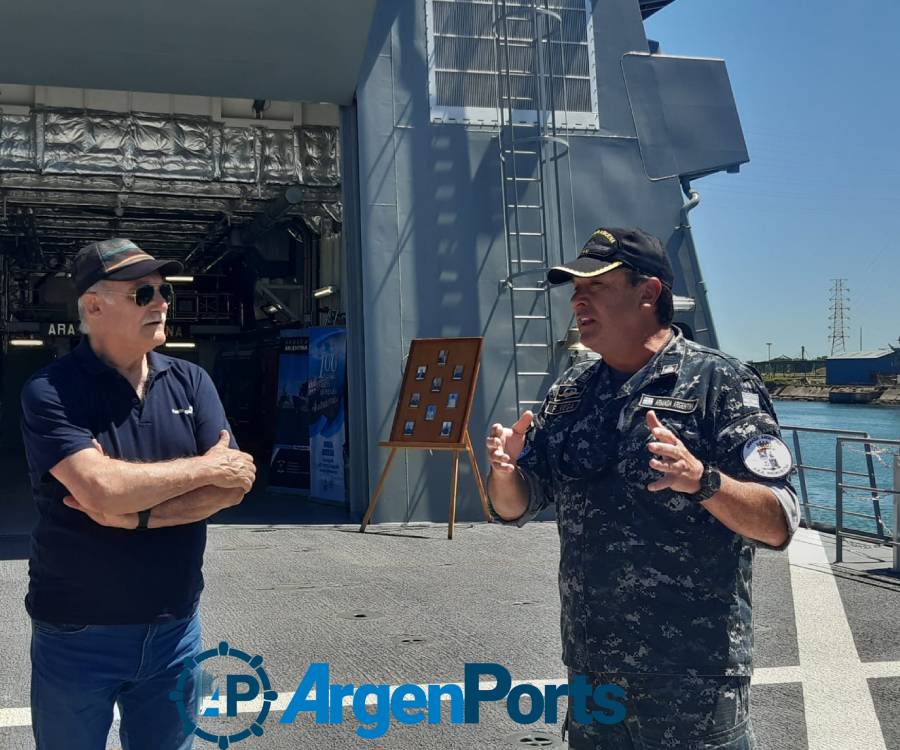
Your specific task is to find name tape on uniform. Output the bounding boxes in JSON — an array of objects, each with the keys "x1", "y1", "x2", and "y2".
[
  {"x1": 638, "y1": 394, "x2": 697, "y2": 414},
  {"x1": 742, "y1": 435, "x2": 793, "y2": 479}
]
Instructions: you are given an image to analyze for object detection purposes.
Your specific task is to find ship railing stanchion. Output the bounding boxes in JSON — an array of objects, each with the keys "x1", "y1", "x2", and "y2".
[{"x1": 893, "y1": 452, "x2": 900, "y2": 573}]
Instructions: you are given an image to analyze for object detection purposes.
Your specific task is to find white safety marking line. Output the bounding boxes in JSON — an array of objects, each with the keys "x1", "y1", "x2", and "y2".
[
  {"x1": 788, "y1": 528, "x2": 888, "y2": 750},
  {"x1": 858, "y1": 661, "x2": 900, "y2": 679},
  {"x1": 0, "y1": 708, "x2": 30, "y2": 728},
  {"x1": 0, "y1": 679, "x2": 568, "y2": 727},
  {"x1": 0, "y1": 704, "x2": 121, "y2": 729},
  {"x1": 752, "y1": 661, "x2": 900, "y2": 685},
  {"x1": 751, "y1": 666, "x2": 803, "y2": 684}
]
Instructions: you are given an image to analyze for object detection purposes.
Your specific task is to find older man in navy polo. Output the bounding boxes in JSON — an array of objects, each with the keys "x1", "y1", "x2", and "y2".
[{"x1": 20, "y1": 239, "x2": 257, "y2": 750}]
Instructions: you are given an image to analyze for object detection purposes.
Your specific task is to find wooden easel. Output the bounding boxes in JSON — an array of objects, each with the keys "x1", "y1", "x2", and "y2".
[
  {"x1": 358, "y1": 337, "x2": 490, "y2": 539},
  {"x1": 358, "y1": 431, "x2": 491, "y2": 539}
]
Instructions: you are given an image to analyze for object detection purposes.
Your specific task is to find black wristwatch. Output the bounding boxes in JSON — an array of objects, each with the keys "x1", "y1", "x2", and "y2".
[
  {"x1": 136, "y1": 509, "x2": 151, "y2": 530},
  {"x1": 690, "y1": 464, "x2": 721, "y2": 503}
]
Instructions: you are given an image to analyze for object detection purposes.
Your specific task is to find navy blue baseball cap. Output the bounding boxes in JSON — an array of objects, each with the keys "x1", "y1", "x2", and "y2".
[
  {"x1": 547, "y1": 227, "x2": 673, "y2": 287},
  {"x1": 72, "y1": 238, "x2": 183, "y2": 296}
]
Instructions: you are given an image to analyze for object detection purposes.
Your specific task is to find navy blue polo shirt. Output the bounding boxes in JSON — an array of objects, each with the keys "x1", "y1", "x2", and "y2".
[{"x1": 20, "y1": 338, "x2": 236, "y2": 625}]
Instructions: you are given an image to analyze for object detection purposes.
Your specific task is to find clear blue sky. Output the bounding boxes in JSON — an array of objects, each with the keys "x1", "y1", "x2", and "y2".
[{"x1": 645, "y1": 1, "x2": 900, "y2": 363}]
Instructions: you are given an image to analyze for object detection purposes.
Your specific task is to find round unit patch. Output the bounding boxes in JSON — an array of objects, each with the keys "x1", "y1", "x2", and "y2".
[{"x1": 742, "y1": 435, "x2": 793, "y2": 479}]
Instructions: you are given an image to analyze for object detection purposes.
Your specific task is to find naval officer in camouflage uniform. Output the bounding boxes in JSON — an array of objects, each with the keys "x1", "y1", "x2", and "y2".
[{"x1": 486, "y1": 227, "x2": 799, "y2": 749}]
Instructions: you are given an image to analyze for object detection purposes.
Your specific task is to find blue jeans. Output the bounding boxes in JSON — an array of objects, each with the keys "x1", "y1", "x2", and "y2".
[{"x1": 30, "y1": 612, "x2": 201, "y2": 750}]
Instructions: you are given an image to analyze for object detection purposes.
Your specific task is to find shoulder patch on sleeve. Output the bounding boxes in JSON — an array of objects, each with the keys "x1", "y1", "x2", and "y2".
[{"x1": 742, "y1": 435, "x2": 793, "y2": 478}]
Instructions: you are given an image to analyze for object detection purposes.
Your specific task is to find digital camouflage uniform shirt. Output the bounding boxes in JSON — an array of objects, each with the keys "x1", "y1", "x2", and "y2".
[{"x1": 493, "y1": 328, "x2": 800, "y2": 677}]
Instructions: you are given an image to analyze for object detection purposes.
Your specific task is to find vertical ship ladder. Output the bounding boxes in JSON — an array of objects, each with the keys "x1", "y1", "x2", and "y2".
[{"x1": 493, "y1": 0, "x2": 571, "y2": 413}]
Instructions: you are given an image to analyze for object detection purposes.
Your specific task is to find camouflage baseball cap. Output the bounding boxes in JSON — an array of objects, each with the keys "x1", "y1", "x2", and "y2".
[{"x1": 72, "y1": 238, "x2": 183, "y2": 296}]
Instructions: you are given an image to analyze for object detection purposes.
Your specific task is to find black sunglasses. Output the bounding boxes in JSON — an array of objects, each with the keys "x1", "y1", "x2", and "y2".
[{"x1": 94, "y1": 283, "x2": 175, "y2": 306}]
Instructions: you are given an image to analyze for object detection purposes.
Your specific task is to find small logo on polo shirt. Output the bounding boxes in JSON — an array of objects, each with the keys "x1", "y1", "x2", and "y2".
[{"x1": 171, "y1": 406, "x2": 194, "y2": 416}]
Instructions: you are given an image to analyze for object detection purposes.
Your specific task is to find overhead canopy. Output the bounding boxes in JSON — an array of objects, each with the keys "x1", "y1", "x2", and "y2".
[{"x1": 0, "y1": 0, "x2": 376, "y2": 104}]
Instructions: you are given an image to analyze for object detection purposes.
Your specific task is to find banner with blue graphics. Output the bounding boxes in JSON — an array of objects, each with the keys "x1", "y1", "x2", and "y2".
[{"x1": 307, "y1": 327, "x2": 346, "y2": 504}]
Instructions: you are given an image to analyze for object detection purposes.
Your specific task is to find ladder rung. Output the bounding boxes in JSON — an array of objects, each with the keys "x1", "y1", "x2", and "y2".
[
  {"x1": 515, "y1": 343, "x2": 550, "y2": 348},
  {"x1": 505, "y1": 176, "x2": 541, "y2": 182},
  {"x1": 514, "y1": 315, "x2": 547, "y2": 319},
  {"x1": 510, "y1": 286, "x2": 547, "y2": 291},
  {"x1": 518, "y1": 372, "x2": 551, "y2": 377},
  {"x1": 503, "y1": 149, "x2": 539, "y2": 155},
  {"x1": 507, "y1": 204, "x2": 542, "y2": 209},
  {"x1": 518, "y1": 400, "x2": 544, "y2": 405},
  {"x1": 508, "y1": 231, "x2": 543, "y2": 237},
  {"x1": 511, "y1": 259, "x2": 545, "y2": 265}
]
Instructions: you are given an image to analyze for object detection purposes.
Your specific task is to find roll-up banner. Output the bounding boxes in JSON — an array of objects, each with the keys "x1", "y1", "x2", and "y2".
[{"x1": 270, "y1": 327, "x2": 345, "y2": 504}]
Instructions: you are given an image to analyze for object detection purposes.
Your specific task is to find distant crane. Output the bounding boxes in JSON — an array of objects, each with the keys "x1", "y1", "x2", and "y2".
[{"x1": 828, "y1": 279, "x2": 850, "y2": 355}]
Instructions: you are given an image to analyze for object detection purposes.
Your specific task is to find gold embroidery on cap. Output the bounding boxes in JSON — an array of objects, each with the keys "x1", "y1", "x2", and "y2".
[
  {"x1": 551, "y1": 260, "x2": 623, "y2": 278},
  {"x1": 591, "y1": 229, "x2": 617, "y2": 245}
]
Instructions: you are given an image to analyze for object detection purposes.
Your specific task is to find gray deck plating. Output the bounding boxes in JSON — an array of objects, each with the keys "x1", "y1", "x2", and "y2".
[{"x1": 0, "y1": 523, "x2": 897, "y2": 749}]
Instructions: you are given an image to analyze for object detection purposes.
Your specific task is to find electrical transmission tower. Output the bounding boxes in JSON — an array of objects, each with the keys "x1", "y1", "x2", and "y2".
[{"x1": 828, "y1": 279, "x2": 850, "y2": 355}]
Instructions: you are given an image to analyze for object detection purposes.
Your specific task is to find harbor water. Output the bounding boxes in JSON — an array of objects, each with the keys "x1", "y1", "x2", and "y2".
[{"x1": 773, "y1": 400, "x2": 900, "y2": 535}]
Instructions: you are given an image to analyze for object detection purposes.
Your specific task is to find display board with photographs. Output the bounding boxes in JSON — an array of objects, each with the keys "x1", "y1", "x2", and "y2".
[
  {"x1": 385, "y1": 337, "x2": 483, "y2": 447},
  {"x1": 362, "y1": 336, "x2": 490, "y2": 539}
]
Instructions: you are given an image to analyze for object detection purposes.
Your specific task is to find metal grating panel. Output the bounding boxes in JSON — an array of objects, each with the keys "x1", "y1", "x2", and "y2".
[{"x1": 426, "y1": 0, "x2": 599, "y2": 128}]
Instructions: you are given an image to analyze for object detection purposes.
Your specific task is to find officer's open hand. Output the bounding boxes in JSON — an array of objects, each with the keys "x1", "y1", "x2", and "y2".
[
  {"x1": 645, "y1": 410, "x2": 703, "y2": 494},
  {"x1": 486, "y1": 411, "x2": 533, "y2": 475}
]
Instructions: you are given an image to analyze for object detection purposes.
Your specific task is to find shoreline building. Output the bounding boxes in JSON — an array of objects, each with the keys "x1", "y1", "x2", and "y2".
[
  {"x1": 826, "y1": 349, "x2": 900, "y2": 386},
  {"x1": 749, "y1": 356, "x2": 827, "y2": 378}
]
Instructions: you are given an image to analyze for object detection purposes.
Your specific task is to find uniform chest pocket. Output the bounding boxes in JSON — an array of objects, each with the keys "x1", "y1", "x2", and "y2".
[
  {"x1": 549, "y1": 411, "x2": 620, "y2": 481},
  {"x1": 634, "y1": 412, "x2": 704, "y2": 463},
  {"x1": 616, "y1": 401, "x2": 704, "y2": 468}
]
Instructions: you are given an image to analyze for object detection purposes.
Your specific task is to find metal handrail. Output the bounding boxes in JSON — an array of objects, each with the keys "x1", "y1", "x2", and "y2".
[
  {"x1": 795, "y1": 464, "x2": 873, "y2": 478},
  {"x1": 781, "y1": 425, "x2": 898, "y2": 562},
  {"x1": 785, "y1": 425, "x2": 869, "y2": 436},
  {"x1": 835, "y1": 435, "x2": 900, "y2": 566},
  {"x1": 782, "y1": 423, "x2": 871, "y2": 528}
]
